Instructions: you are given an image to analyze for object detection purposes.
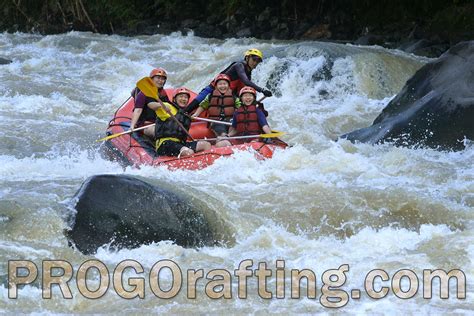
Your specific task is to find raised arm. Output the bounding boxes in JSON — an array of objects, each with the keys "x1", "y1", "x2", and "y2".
[
  {"x1": 235, "y1": 63, "x2": 264, "y2": 92},
  {"x1": 235, "y1": 63, "x2": 272, "y2": 97}
]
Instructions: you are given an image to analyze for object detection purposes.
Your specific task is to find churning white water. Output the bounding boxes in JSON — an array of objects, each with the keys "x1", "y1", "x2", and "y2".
[{"x1": 0, "y1": 31, "x2": 472, "y2": 313}]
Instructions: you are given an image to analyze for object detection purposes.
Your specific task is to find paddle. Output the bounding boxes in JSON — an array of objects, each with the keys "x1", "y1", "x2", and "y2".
[
  {"x1": 97, "y1": 123, "x2": 155, "y2": 142},
  {"x1": 137, "y1": 77, "x2": 195, "y2": 141},
  {"x1": 196, "y1": 131, "x2": 285, "y2": 141},
  {"x1": 191, "y1": 116, "x2": 232, "y2": 126},
  {"x1": 136, "y1": 77, "x2": 158, "y2": 99},
  {"x1": 257, "y1": 96, "x2": 267, "y2": 103},
  {"x1": 190, "y1": 96, "x2": 268, "y2": 126},
  {"x1": 159, "y1": 102, "x2": 195, "y2": 141}
]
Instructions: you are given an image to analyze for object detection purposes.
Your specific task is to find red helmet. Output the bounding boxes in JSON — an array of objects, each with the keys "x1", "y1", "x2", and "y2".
[
  {"x1": 173, "y1": 87, "x2": 190, "y2": 99},
  {"x1": 213, "y1": 73, "x2": 231, "y2": 86},
  {"x1": 239, "y1": 86, "x2": 257, "y2": 97},
  {"x1": 149, "y1": 68, "x2": 167, "y2": 78}
]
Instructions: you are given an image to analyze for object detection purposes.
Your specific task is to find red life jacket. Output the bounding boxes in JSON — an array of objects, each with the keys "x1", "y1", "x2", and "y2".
[
  {"x1": 230, "y1": 81, "x2": 245, "y2": 97},
  {"x1": 158, "y1": 88, "x2": 169, "y2": 101},
  {"x1": 207, "y1": 89, "x2": 236, "y2": 120},
  {"x1": 234, "y1": 103, "x2": 261, "y2": 135}
]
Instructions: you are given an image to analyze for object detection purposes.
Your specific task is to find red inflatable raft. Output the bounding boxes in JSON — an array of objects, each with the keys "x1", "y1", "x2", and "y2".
[{"x1": 102, "y1": 89, "x2": 287, "y2": 170}]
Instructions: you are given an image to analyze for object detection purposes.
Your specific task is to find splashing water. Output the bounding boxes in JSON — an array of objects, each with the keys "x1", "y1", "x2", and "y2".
[{"x1": 0, "y1": 31, "x2": 472, "y2": 313}]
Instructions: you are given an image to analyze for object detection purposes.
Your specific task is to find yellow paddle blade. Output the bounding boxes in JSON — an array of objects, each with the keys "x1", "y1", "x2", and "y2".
[
  {"x1": 96, "y1": 123, "x2": 155, "y2": 142},
  {"x1": 96, "y1": 131, "x2": 128, "y2": 142},
  {"x1": 136, "y1": 77, "x2": 158, "y2": 99},
  {"x1": 260, "y1": 131, "x2": 285, "y2": 138}
]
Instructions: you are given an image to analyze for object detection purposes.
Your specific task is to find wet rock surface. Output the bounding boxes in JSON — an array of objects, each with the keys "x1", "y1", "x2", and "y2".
[
  {"x1": 341, "y1": 41, "x2": 474, "y2": 151},
  {"x1": 0, "y1": 57, "x2": 12, "y2": 65},
  {"x1": 67, "y1": 174, "x2": 220, "y2": 254}
]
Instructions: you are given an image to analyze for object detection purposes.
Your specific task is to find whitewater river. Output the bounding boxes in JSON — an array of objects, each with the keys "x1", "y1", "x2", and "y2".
[{"x1": 0, "y1": 32, "x2": 472, "y2": 313}]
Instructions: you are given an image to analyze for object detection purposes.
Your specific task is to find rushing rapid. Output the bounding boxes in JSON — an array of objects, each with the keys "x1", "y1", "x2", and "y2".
[{"x1": 0, "y1": 31, "x2": 472, "y2": 313}]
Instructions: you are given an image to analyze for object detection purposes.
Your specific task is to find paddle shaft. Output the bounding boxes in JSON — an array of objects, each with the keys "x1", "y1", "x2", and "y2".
[
  {"x1": 197, "y1": 135, "x2": 259, "y2": 141},
  {"x1": 196, "y1": 133, "x2": 282, "y2": 141},
  {"x1": 197, "y1": 135, "x2": 269, "y2": 141},
  {"x1": 192, "y1": 116, "x2": 232, "y2": 126},
  {"x1": 190, "y1": 96, "x2": 267, "y2": 126},
  {"x1": 97, "y1": 123, "x2": 155, "y2": 142},
  {"x1": 156, "y1": 98, "x2": 195, "y2": 141}
]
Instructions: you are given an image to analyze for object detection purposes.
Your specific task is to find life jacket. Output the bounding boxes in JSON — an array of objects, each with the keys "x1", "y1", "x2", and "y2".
[
  {"x1": 207, "y1": 89, "x2": 236, "y2": 120},
  {"x1": 220, "y1": 61, "x2": 251, "y2": 96},
  {"x1": 234, "y1": 103, "x2": 261, "y2": 135},
  {"x1": 131, "y1": 87, "x2": 169, "y2": 123},
  {"x1": 154, "y1": 107, "x2": 191, "y2": 142}
]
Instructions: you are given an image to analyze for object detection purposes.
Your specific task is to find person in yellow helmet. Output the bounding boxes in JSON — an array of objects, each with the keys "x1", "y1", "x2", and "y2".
[{"x1": 185, "y1": 48, "x2": 272, "y2": 113}]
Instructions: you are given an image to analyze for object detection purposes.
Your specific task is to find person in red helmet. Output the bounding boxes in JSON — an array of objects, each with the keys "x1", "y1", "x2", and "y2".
[
  {"x1": 191, "y1": 74, "x2": 241, "y2": 146},
  {"x1": 225, "y1": 86, "x2": 272, "y2": 145},
  {"x1": 185, "y1": 48, "x2": 272, "y2": 114},
  {"x1": 154, "y1": 88, "x2": 211, "y2": 157},
  {"x1": 130, "y1": 68, "x2": 170, "y2": 138},
  {"x1": 172, "y1": 88, "x2": 191, "y2": 108}
]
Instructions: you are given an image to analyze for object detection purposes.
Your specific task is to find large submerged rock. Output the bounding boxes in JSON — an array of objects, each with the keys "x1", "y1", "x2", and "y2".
[
  {"x1": 341, "y1": 41, "x2": 474, "y2": 150},
  {"x1": 67, "y1": 175, "x2": 228, "y2": 254},
  {"x1": 0, "y1": 57, "x2": 12, "y2": 65}
]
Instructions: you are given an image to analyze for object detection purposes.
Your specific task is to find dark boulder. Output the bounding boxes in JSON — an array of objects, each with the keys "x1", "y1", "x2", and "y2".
[
  {"x1": 194, "y1": 23, "x2": 222, "y2": 39},
  {"x1": 0, "y1": 57, "x2": 12, "y2": 65},
  {"x1": 341, "y1": 41, "x2": 474, "y2": 151},
  {"x1": 302, "y1": 24, "x2": 332, "y2": 40},
  {"x1": 181, "y1": 19, "x2": 199, "y2": 29},
  {"x1": 236, "y1": 27, "x2": 252, "y2": 38},
  {"x1": 398, "y1": 39, "x2": 450, "y2": 58},
  {"x1": 67, "y1": 175, "x2": 228, "y2": 254},
  {"x1": 354, "y1": 34, "x2": 384, "y2": 46}
]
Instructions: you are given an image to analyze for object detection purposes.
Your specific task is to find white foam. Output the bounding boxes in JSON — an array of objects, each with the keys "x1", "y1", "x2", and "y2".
[{"x1": 0, "y1": 31, "x2": 472, "y2": 313}]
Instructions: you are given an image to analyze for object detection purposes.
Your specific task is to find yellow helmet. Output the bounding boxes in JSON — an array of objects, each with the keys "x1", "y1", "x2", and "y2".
[{"x1": 244, "y1": 48, "x2": 263, "y2": 60}]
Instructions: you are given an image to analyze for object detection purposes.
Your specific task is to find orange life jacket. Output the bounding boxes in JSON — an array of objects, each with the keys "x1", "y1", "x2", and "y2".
[{"x1": 207, "y1": 89, "x2": 236, "y2": 120}]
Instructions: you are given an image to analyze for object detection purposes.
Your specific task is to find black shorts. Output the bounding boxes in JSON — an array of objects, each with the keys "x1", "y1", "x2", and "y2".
[
  {"x1": 156, "y1": 140, "x2": 198, "y2": 156},
  {"x1": 210, "y1": 122, "x2": 230, "y2": 136}
]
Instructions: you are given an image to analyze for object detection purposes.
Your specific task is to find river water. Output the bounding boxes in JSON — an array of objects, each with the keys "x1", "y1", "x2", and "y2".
[{"x1": 0, "y1": 32, "x2": 472, "y2": 313}]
